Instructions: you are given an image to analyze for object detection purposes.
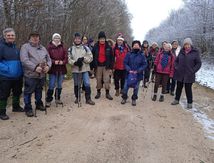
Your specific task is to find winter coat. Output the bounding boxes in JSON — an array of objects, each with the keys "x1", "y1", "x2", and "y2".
[
  {"x1": 174, "y1": 47, "x2": 201, "y2": 83},
  {"x1": 68, "y1": 44, "x2": 93, "y2": 73},
  {"x1": 154, "y1": 51, "x2": 175, "y2": 77},
  {"x1": 124, "y1": 51, "x2": 148, "y2": 81},
  {"x1": 47, "y1": 42, "x2": 68, "y2": 74},
  {"x1": 0, "y1": 39, "x2": 23, "y2": 80},
  {"x1": 172, "y1": 46, "x2": 181, "y2": 57},
  {"x1": 20, "y1": 42, "x2": 52, "y2": 78},
  {"x1": 92, "y1": 42, "x2": 114, "y2": 69},
  {"x1": 113, "y1": 44, "x2": 129, "y2": 70}
]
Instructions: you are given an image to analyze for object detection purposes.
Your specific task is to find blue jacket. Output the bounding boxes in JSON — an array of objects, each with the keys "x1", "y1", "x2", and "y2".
[
  {"x1": 0, "y1": 39, "x2": 23, "y2": 80},
  {"x1": 124, "y1": 51, "x2": 148, "y2": 81}
]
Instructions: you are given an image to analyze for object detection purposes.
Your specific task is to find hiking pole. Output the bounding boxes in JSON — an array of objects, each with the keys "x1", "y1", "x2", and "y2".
[
  {"x1": 44, "y1": 70, "x2": 47, "y2": 115},
  {"x1": 78, "y1": 68, "x2": 82, "y2": 108}
]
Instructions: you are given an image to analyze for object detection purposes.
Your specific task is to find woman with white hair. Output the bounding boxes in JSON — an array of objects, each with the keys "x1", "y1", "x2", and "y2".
[
  {"x1": 152, "y1": 43, "x2": 175, "y2": 102},
  {"x1": 45, "y1": 33, "x2": 68, "y2": 107},
  {"x1": 171, "y1": 38, "x2": 201, "y2": 109}
]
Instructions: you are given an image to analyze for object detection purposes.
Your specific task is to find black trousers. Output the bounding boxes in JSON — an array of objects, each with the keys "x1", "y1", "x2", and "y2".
[
  {"x1": 0, "y1": 79, "x2": 23, "y2": 101},
  {"x1": 167, "y1": 78, "x2": 176, "y2": 92},
  {"x1": 175, "y1": 81, "x2": 193, "y2": 104},
  {"x1": 114, "y1": 70, "x2": 126, "y2": 90}
]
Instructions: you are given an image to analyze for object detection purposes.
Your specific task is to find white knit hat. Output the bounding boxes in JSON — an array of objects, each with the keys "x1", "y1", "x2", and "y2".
[
  {"x1": 117, "y1": 35, "x2": 124, "y2": 41},
  {"x1": 183, "y1": 38, "x2": 193, "y2": 46},
  {"x1": 52, "y1": 33, "x2": 61, "y2": 40}
]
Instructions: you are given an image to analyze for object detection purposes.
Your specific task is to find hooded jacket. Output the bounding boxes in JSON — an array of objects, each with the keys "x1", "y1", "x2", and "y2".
[
  {"x1": 0, "y1": 39, "x2": 23, "y2": 80},
  {"x1": 174, "y1": 47, "x2": 201, "y2": 83}
]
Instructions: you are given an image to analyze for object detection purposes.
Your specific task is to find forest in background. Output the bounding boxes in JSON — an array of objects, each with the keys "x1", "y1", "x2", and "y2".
[
  {"x1": 145, "y1": 0, "x2": 214, "y2": 56},
  {"x1": 0, "y1": 0, "x2": 133, "y2": 47}
]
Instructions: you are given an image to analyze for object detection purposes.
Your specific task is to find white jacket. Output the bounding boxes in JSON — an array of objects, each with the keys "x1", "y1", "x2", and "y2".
[{"x1": 68, "y1": 45, "x2": 93, "y2": 73}]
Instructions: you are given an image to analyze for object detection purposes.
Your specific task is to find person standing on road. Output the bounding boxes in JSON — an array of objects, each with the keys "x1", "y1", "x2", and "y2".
[
  {"x1": 121, "y1": 40, "x2": 147, "y2": 106},
  {"x1": 20, "y1": 32, "x2": 52, "y2": 117},
  {"x1": 152, "y1": 43, "x2": 175, "y2": 102},
  {"x1": 149, "y1": 42, "x2": 159, "y2": 82},
  {"x1": 142, "y1": 40, "x2": 152, "y2": 88},
  {"x1": 171, "y1": 38, "x2": 201, "y2": 109},
  {"x1": 113, "y1": 34, "x2": 130, "y2": 96},
  {"x1": 45, "y1": 33, "x2": 68, "y2": 107},
  {"x1": 166, "y1": 40, "x2": 181, "y2": 96},
  {"x1": 68, "y1": 32, "x2": 95, "y2": 105},
  {"x1": 92, "y1": 31, "x2": 114, "y2": 100},
  {"x1": 0, "y1": 28, "x2": 24, "y2": 120}
]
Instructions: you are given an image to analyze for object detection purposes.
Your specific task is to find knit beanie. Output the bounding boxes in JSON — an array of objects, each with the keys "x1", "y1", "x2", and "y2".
[
  {"x1": 98, "y1": 31, "x2": 106, "y2": 40},
  {"x1": 183, "y1": 38, "x2": 193, "y2": 46},
  {"x1": 52, "y1": 33, "x2": 61, "y2": 40},
  {"x1": 132, "y1": 40, "x2": 141, "y2": 47}
]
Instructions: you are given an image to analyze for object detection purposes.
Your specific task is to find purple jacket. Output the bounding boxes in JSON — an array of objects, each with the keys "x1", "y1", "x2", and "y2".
[
  {"x1": 154, "y1": 51, "x2": 175, "y2": 77},
  {"x1": 174, "y1": 47, "x2": 201, "y2": 83}
]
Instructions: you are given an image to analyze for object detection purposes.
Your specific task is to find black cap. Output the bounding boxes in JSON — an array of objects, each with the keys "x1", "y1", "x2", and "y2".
[
  {"x1": 98, "y1": 31, "x2": 106, "y2": 39},
  {"x1": 132, "y1": 40, "x2": 141, "y2": 47},
  {"x1": 74, "y1": 32, "x2": 81, "y2": 38}
]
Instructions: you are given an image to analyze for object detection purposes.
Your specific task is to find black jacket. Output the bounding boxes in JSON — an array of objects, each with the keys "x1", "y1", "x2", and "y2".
[
  {"x1": 92, "y1": 42, "x2": 114, "y2": 69},
  {"x1": 174, "y1": 47, "x2": 201, "y2": 83}
]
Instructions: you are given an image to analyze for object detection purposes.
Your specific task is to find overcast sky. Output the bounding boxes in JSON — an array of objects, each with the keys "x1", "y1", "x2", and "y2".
[{"x1": 126, "y1": 0, "x2": 184, "y2": 41}]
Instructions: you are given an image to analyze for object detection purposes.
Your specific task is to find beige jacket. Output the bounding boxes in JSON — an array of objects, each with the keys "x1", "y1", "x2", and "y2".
[{"x1": 68, "y1": 45, "x2": 93, "y2": 73}]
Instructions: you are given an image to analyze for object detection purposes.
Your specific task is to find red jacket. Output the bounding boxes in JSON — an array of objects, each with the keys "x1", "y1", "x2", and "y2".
[
  {"x1": 154, "y1": 51, "x2": 175, "y2": 77},
  {"x1": 113, "y1": 45, "x2": 129, "y2": 70},
  {"x1": 47, "y1": 42, "x2": 68, "y2": 74}
]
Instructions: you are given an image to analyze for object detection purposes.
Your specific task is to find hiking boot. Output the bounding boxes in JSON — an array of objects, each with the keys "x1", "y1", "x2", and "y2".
[
  {"x1": 106, "y1": 93, "x2": 113, "y2": 100},
  {"x1": 170, "y1": 92, "x2": 175, "y2": 96},
  {"x1": 132, "y1": 100, "x2": 136, "y2": 106},
  {"x1": 95, "y1": 91, "x2": 101, "y2": 99},
  {"x1": 0, "y1": 110, "x2": 9, "y2": 120},
  {"x1": 159, "y1": 95, "x2": 164, "y2": 102},
  {"x1": 187, "y1": 103, "x2": 192, "y2": 109},
  {"x1": 86, "y1": 99, "x2": 95, "y2": 105},
  {"x1": 25, "y1": 109, "x2": 34, "y2": 117},
  {"x1": 46, "y1": 101, "x2": 51, "y2": 108},
  {"x1": 55, "y1": 99, "x2": 63, "y2": 105},
  {"x1": 171, "y1": 100, "x2": 179, "y2": 105},
  {"x1": 121, "y1": 99, "x2": 126, "y2": 105},
  {"x1": 152, "y1": 94, "x2": 157, "y2": 101},
  {"x1": 36, "y1": 104, "x2": 46, "y2": 111},
  {"x1": 12, "y1": 105, "x2": 24, "y2": 112},
  {"x1": 115, "y1": 89, "x2": 120, "y2": 96}
]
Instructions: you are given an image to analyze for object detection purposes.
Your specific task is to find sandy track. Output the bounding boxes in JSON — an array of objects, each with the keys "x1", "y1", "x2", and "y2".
[{"x1": 0, "y1": 80, "x2": 214, "y2": 163}]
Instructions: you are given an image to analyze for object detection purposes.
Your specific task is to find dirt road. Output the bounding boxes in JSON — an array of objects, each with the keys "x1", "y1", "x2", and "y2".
[{"x1": 0, "y1": 80, "x2": 214, "y2": 163}]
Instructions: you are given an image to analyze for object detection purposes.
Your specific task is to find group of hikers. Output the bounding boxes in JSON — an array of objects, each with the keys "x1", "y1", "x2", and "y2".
[{"x1": 0, "y1": 28, "x2": 202, "y2": 120}]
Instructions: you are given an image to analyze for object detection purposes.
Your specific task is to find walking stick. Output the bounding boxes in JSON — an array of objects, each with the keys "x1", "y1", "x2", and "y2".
[
  {"x1": 78, "y1": 67, "x2": 82, "y2": 108},
  {"x1": 44, "y1": 72, "x2": 47, "y2": 115}
]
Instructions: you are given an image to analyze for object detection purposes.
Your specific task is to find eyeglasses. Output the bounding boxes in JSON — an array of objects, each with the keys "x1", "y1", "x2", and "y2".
[{"x1": 6, "y1": 35, "x2": 15, "y2": 37}]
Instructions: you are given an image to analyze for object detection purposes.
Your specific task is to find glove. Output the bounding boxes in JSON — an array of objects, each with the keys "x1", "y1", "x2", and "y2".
[
  {"x1": 74, "y1": 60, "x2": 83, "y2": 68},
  {"x1": 35, "y1": 66, "x2": 43, "y2": 73},
  {"x1": 77, "y1": 57, "x2": 84, "y2": 62},
  {"x1": 43, "y1": 66, "x2": 50, "y2": 73}
]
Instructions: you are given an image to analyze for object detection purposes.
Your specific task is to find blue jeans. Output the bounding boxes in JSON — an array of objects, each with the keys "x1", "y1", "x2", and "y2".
[
  {"x1": 72, "y1": 72, "x2": 90, "y2": 87},
  {"x1": 122, "y1": 79, "x2": 140, "y2": 100},
  {"x1": 72, "y1": 72, "x2": 91, "y2": 99},
  {"x1": 48, "y1": 74, "x2": 64, "y2": 90}
]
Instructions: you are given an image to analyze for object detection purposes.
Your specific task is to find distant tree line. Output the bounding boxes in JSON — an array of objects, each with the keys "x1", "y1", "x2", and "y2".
[
  {"x1": 0, "y1": 0, "x2": 133, "y2": 47},
  {"x1": 145, "y1": 0, "x2": 214, "y2": 56}
]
